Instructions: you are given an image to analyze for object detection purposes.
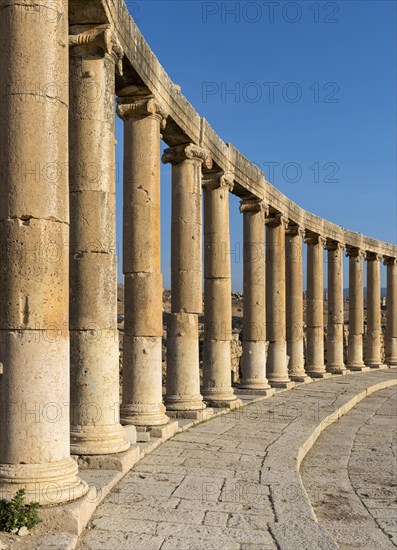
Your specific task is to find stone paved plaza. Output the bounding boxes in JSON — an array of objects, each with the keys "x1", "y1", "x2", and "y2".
[{"x1": 75, "y1": 370, "x2": 396, "y2": 550}]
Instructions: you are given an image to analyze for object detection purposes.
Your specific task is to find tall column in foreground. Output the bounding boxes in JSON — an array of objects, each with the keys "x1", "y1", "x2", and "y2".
[
  {"x1": 69, "y1": 25, "x2": 129, "y2": 454},
  {"x1": 365, "y1": 253, "x2": 385, "y2": 368},
  {"x1": 384, "y1": 257, "x2": 397, "y2": 366},
  {"x1": 266, "y1": 214, "x2": 292, "y2": 387},
  {"x1": 285, "y1": 224, "x2": 308, "y2": 382},
  {"x1": 346, "y1": 248, "x2": 367, "y2": 371},
  {"x1": 239, "y1": 199, "x2": 270, "y2": 390},
  {"x1": 0, "y1": 0, "x2": 88, "y2": 503},
  {"x1": 163, "y1": 144, "x2": 211, "y2": 414},
  {"x1": 117, "y1": 95, "x2": 169, "y2": 426},
  {"x1": 325, "y1": 240, "x2": 347, "y2": 374},
  {"x1": 202, "y1": 172, "x2": 241, "y2": 406},
  {"x1": 304, "y1": 234, "x2": 330, "y2": 378}
]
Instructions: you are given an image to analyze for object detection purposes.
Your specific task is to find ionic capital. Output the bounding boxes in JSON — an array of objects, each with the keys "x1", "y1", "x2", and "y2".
[
  {"x1": 346, "y1": 247, "x2": 366, "y2": 259},
  {"x1": 116, "y1": 95, "x2": 168, "y2": 127},
  {"x1": 366, "y1": 252, "x2": 382, "y2": 262},
  {"x1": 202, "y1": 171, "x2": 234, "y2": 192},
  {"x1": 239, "y1": 199, "x2": 268, "y2": 222},
  {"x1": 325, "y1": 239, "x2": 345, "y2": 252},
  {"x1": 265, "y1": 212, "x2": 288, "y2": 228},
  {"x1": 304, "y1": 232, "x2": 326, "y2": 247},
  {"x1": 285, "y1": 223, "x2": 304, "y2": 238},
  {"x1": 383, "y1": 257, "x2": 397, "y2": 267},
  {"x1": 162, "y1": 144, "x2": 213, "y2": 169},
  {"x1": 69, "y1": 24, "x2": 124, "y2": 74}
]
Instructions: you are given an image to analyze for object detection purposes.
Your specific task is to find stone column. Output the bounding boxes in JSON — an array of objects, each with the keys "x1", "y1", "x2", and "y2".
[
  {"x1": 239, "y1": 199, "x2": 270, "y2": 390},
  {"x1": 69, "y1": 26, "x2": 129, "y2": 455},
  {"x1": 162, "y1": 144, "x2": 212, "y2": 415},
  {"x1": 304, "y1": 234, "x2": 330, "y2": 378},
  {"x1": 0, "y1": 0, "x2": 88, "y2": 503},
  {"x1": 285, "y1": 224, "x2": 309, "y2": 382},
  {"x1": 325, "y1": 240, "x2": 347, "y2": 374},
  {"x1": 117, "y1": 95, "x2": 169, "y2": 426},
  {"x1": 202, "y1": 172, "x2": 241, "y2": 406},
  {"x1": 384, "y1": 257, "x2": 397, "y2": 365},
  {"x1": 266, "y1": 214, "x2": 292, "y2": 387},
  {"x1": 365, "y1": 253, "x2": 386, "y2": 368},
  {"x1": 346, "y1": 248, "x2": 367, "y2": 370}
]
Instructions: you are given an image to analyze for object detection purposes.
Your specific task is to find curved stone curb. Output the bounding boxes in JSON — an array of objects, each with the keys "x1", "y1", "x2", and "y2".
[{"x1": 264, "y1": 371, "x2": 397, "y2": 550}]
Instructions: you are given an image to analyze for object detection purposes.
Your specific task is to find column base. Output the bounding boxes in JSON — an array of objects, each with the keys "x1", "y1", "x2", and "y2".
[
  {"x1": 202, "y1": 391, "x2": 243, "y2": 409},
  {"x1": 366, "y1": 363, "x2": 389, "y2": 370},
  {"x1": 327, "y1": 365, "x2": 350, "y2": 375},
  {"x1": 121, "y1": 403, "x2": 169, "y2": 427},
  {"x1": 238, "y1": 379, "x2": 271, "y2": 391},
  {"x1": 326, "y1": 365, "x2": 348, "y2": 375},
  {"x1": 290, "y1": 374, "x2": 313, "y2": 383},
  {"x1": 387, "y1": 361, "x2": 397, "y2": 367},
  {"x1": 0, "y1": 458, "x2": 89, "y2": 505},
  {"x1": 167, "y1": 408, "x2": 214, "y2": 420},
  {"x1": 269, "y1": 381, "x2": 296, "y2": 389},
  {"x1": 236, "y1": 387, "x2": 276, "y2": 397},
  {"x1": 165, "y1": 395, "x2": 205, "y2": 413},
  {"x1": 306, "y1": 370, "x2": 333, "y2": 379},
  {"x1": 347, "y1": 363, "x2": 370, "y2": 372},
  {"x1": 70, "y1": 424, "x2": 130, "y2": 456}
]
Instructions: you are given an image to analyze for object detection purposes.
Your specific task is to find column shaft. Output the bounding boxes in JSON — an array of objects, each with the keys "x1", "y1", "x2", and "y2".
[
  {"x1": 202, "y1": 173, "x2": 241, "y2": 405},
  {"x1": 346, "y1": 249, "x2": 366, "y2": 370},
  {"x1": 239, "y1": 200, "x2": 269, "y2": 389},
  {"x1": 266, "y1": 214, "x2": 290, "y2": 386},
  {"x1": 117, "y1": 96, "x2": 169, "y2": 426},
  {"x1": 326, "y1": 241, "x2": 346, "y2": 373},
  {"x1": 384, "y1": 258, "x2": 397, "y2": 365},
  {"x1": 286, "y1": 225, "x2": 307, "y2": 381},
  {"x1": 0, "y1": 0, "x2": 87, "y2": 503},
  {"x1": 163, "y1": 145, "x2": 211, "y2": 412},
  {"x1": 305, "y1": 234, "x2": 329, "y2": 377},
  {"x1": 69, "y1": 26, "x2": 129, "y2": 454},
  {"x1": 365, "y1": 254, "x2": 384, "y2": 367}
]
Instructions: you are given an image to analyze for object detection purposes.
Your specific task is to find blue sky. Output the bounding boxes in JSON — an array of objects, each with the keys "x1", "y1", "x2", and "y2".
[{"x1": 115, "y1": 0, "x2": 396, "y2": 290}]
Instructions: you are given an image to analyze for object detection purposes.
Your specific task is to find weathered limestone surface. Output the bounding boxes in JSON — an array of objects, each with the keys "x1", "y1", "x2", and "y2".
[
  {"x1": 69, "y1": 24, "x2": 129, "y2": 455},
  {"x1": 326, "y1": 241, "x2": 347, "y2": 374},
  {"x1": 366, "y1": 254, "x2": 385, "y2": 368},
  {"x1": 384, "y1": 258, "x2": 397, "y2": 365},
  {"x1": 266, "y1": 214, "x2": 291, "y2": 386},
  {"x1": 346, "y1": 248, "x2": 367, "y2": 370},
  {"x1": 117, "y1": 95, "x2": 169, "y2": 426},
  {"x1": 202, "y1": 172, "x2": 241, "y2": 406},
  {"x1": 0, "y1": 0, "x2": 88, "y2": 504},
  {"x1": 239, "y1": 199, "x2": 270, "y2": 390},
  {"x1": 286, "y1": 225, "x2": 308, "y2": 382},
  {"x1": 163, "y1": 144, "x2": 211, "y2": 413},
  {"x1": 304, "y1": 234, "x2": 330, "y2": 378}
]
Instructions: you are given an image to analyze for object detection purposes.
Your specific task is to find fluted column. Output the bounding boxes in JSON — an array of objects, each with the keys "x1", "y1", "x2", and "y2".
[
  {"x1": 117, "y1": 95, "x2": 169, "y2": 426},
  {"x1": 69, "y1": 26, "x2": 129, "y2": 455},
  {"x1": 202, "y1": 172, "x2": 241, "y2": 406},
  {"x1": 325, "y1": 240, "x2": 347, "y2": 374},
  {"x1": 239, "y1": 199, "x2": 270, "y2": 390},
  {"x1": 365, "y1": 253, "x2": 385, "y2": 368},
  {"x1": 304, "y1": 234, "x2": 330, "y2": 378},
  {"x1": 384, "y1": 257, "x2": 397, "y2": 365},
  {"x1": 286, "y1": 224, "x2": 309, "y2": 382},
  {"x1": 163, "y1": 144, "x2": 212, "y2": 414},
  {"x1": 0, "y1": 0, "x2": 88, "y2": 503},
  {"x1": 346, "y1": 248, "x2": 367, "y2": 370},
  {"x1": 266, "y1": 214, "x2": 292, "y2": 387}
]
